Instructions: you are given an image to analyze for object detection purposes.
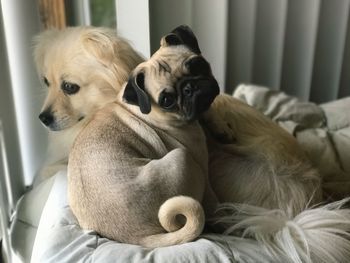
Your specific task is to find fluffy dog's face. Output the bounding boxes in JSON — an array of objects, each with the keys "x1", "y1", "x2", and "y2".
[
  {"x1": 123, "y1": 25, "x2": 219, "y2": 123},
  {"x1": 35, "y1": 27, "x2": 143, "y2": 131}
]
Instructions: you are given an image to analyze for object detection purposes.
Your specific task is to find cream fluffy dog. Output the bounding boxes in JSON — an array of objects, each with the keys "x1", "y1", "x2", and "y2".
[
  {"x1": 34, "y1": 26, "x2": 143, "y2": 183},
  {"x1": 68, "y1": 26, "x2": 219, "y2": 248}
]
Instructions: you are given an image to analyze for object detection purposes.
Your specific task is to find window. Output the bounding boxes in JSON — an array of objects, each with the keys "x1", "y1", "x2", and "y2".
[
  {"x1": 90, "y1": 0, "x2": 116, "y2": 27},
  {"x1": 64, "y1": 0, "x2": 116, "y2": 28}
]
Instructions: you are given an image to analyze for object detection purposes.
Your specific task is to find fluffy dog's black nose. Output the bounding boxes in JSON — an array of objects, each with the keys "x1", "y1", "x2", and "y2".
[{"x1": 39, "y1": 111, "x2": 54, "y2": 126}]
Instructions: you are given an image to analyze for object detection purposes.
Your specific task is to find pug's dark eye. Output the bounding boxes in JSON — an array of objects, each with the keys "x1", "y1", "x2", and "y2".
[
  {"x1": 43, "y1": 77, "x2": 50, "y2": 87},
  {"x1": 61, "y1": 81, "x2": 80, "y2": 95},
  {"x1": 159, "y1": 93, "x2": 176, "y2": 110}
]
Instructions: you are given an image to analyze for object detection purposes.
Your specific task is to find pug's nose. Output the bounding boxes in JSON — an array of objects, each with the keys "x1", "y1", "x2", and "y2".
[{"x1": 39, "y1": 111, "x2": 54, "y2": 126}]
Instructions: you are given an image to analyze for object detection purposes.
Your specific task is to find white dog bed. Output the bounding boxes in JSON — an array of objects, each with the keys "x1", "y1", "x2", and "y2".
[
  {"x1": 30, "y1": 171, "x2": 279, "y2": 263},
  {"x1": 10, "y1": 84, "x2": 350, "y2": 262}
]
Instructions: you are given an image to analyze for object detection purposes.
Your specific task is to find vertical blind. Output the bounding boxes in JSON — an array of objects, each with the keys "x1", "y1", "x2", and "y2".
[{"x1": 124, "y1": 0, "x2": 350, "y2": 103}]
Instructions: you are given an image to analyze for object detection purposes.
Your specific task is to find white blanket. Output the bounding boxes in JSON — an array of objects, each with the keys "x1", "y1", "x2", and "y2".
[{"x1": 235, "y1": 84, "x2": 350, "y2": 199}]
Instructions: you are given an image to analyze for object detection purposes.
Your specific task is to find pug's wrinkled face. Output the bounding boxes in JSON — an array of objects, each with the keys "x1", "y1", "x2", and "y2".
[{"x1": 123, "y1": 25, "x2": 220, "y2": 123}]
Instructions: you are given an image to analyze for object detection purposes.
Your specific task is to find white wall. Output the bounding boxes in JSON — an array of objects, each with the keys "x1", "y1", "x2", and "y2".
[{"x1": 116, "y1": 0, "x2": 151, "y2": 58}]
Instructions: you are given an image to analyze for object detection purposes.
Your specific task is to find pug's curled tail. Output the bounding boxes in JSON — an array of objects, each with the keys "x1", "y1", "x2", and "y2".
[{"x1": 140, "y1": 195, "x2": 205, "y2": 248}]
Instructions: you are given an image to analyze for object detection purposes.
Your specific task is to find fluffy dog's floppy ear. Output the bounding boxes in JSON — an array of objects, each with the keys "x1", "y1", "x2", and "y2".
[
  {"x1": 161, "y1": 25, "x2": 201, "y2": 54},
  {"x1": 123, "y1": 72, "x2": 151, "y2": 114},
  {"x1": 82, "y1": 28, "x2": 117, "y2": 66}
]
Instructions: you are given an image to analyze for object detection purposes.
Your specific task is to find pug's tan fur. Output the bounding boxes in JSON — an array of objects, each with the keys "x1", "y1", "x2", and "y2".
[
  {"x1": 34, "y1": 26, "x2": 143, "y2": 182},
  {"x1": 68, "y1": 34, "x2": 219, "y2": 248}
]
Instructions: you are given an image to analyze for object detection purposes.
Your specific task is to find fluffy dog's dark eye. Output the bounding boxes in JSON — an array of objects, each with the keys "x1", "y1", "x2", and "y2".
[
  {"x1": 43, "y1": 77, "x2": 50, "y2": 87},
  {"x1": 61, "y1": 81, "x2": 80, "y2": 95},
  {"x1": 159, "y1": 93, "x2": 176, "y2": 110}
]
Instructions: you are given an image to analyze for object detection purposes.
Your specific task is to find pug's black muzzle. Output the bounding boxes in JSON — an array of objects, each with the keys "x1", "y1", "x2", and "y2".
[{"x1": 177, "y1": 76, "x2": 220, "y2": 121}]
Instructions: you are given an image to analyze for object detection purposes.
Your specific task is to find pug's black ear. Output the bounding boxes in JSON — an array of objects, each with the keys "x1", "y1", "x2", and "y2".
[
  {"x1": 171, "y1": 25, "x2": 201, "y2": 54},
  {"x1": 163, "y1": 33, "x2": 182, "y2": 46},
  {"x1": 122, "y1": 72, "x2": 151, "y2": 114}
]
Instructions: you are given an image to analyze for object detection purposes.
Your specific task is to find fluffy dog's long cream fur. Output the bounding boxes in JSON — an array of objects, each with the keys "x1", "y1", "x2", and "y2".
[
  {"x1": 203, "y1": 95, "x2": 321, "y2": 214},
  {"x1": 202, "y1": 89, "x2": 350, "y2": 262},
  {"x1": 34, "y1": 26, "x2": 144, "y2": 183}
]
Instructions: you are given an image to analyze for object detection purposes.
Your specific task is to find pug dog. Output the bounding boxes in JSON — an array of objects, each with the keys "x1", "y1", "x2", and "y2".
[{"x1": 68, "y1": 25, "x2": 220, "y2": 248}]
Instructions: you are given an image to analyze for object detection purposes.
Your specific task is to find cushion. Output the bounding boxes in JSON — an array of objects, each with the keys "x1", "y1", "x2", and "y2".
[{"x1": 30, "y1": 172, "x2": 276, "y2": 263}]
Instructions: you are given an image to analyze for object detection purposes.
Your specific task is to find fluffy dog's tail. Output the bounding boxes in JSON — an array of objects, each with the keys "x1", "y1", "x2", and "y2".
[
  {"x1": 140, "y1": 195, "x2": 205, "y2": 248},
  {"x1": 212, "y1": 198, "x2": 350, "y2": 263}
]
